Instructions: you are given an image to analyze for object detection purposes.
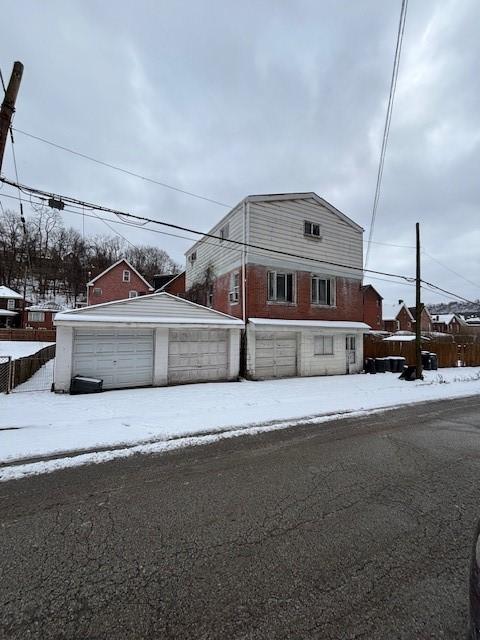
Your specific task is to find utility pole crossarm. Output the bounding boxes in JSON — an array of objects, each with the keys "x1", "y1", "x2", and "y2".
[{"x1": 0, "y1": 61, "x2": 24, "y2": 174}]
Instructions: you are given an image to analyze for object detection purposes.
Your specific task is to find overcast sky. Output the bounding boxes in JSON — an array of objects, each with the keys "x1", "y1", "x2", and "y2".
[{"x1": 1, "y1": 0, "x2": 479, "y2": 305}]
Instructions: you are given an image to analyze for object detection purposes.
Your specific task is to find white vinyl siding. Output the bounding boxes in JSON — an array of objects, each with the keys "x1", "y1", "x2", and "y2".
[
  {"x1": 185, "y1": 204, "x2": 244, "y2": 289},
  {"x1": 247, "y1": 198, "x2": 363, "y2": 277}
]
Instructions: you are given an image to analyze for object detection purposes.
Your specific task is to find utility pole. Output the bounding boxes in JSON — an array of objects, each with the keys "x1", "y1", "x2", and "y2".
[
  {"x1": 415, "y1": 222, "x2": 423, "y2": 380},
  {"x1": 0, "y1": 61, "x2": 24, "y2": 173}
]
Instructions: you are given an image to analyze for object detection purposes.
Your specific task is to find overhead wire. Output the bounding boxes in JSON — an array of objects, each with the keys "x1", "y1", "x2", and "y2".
[
  {"x1": 422, "y1": 249, "x2": 480, "y2": 291},
  {"x1": 364, "y1": 0, "x2": 408, "y2": 269}
]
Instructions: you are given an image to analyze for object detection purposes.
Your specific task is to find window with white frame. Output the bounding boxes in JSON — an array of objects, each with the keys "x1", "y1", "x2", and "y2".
[
  {"x1": 304, "y1": 220, "x2": 321, "y2": 238},
  {"x1": 122, "y1": 270, "x2": 131, "y2": 282},
  {"x1": 229, "y1": 272, "x2": 240, "y2": 303},
  {"x1": 93, "y1": 287, "x2": 102, "y2": 296},
  {"x1": 220, "y1": 224, "x2": 229, "y2": 242},
  {"x1": 128, "y1": 290, "x2": 138, "y2": 298},
  {"x1": 28, "y1": 311, "x2": 45, "y2": 323},
  {"x1": 7, "y1": 299, "x2": 15, "y2": 310},
  {"x1": 314, "y1": 335, "x2": 334, "y2": 355},
  {"x1": 311, "y1": 275, "x2": 334, "y2": 306},
  {"x1": 207, "y1": 284, "x2": 214, "y2": 307},
  {"x1": 189, "y1": 251, "x2": 197, "y2": 264},
  {"x1": 267, "y1": 271, "x2": 295, "y2": 303}
]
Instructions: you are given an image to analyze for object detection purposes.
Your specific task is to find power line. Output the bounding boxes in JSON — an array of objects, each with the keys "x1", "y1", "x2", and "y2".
[
  {"x1": 364, "y1": 0, "x2": 408, "y2": 269},
  {"x1": 423, "y1": 249, "x2": 480, "y2": 291},
  {"x1": 11, "y1": 127, "x2": 232, "y2": 208},
  {"x1": 0, "y1": 175, "x2": 417, "y2": 282},
  {"x1": 420, "y1": 279, "x2": 478, "y2": 306}
]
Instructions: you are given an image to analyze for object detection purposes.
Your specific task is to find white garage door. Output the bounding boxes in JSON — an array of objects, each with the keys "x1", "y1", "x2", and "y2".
[
  {"x1": 168, "y1": 329, "x2": 228, "y2": 384},
  {"x1": 73, "y1": 329, "x2": 154, "y2": 390},
  {"x1": 255, "y1": 332, "x2": 297, "y2": 379}
]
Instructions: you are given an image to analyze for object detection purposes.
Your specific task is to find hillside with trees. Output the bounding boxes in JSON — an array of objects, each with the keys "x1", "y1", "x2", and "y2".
[{"x1": 0, "y1": 207, "x2": 180, "y2": 305}]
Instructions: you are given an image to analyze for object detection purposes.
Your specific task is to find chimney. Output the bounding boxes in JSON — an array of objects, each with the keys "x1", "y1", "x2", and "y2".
[{"x1": 398, "y1": 299, "x2": 404, "y2": 305}]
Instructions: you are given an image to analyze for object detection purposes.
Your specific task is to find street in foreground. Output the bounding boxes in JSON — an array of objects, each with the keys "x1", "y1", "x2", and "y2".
[{"x1": 1, "y1": 395, "x2": 479, "y2": 639}]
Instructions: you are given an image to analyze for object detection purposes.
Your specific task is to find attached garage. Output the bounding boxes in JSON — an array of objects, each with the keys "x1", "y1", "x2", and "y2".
[
  {"x1": 54, "y1": 293, "x2": 243, "y2": 393},
  {"x1": 246, "y1": 318, "x2": 370, "y2": 380}
]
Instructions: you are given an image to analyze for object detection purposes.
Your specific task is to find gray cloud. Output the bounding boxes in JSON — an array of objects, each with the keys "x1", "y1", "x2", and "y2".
[{"x1": 1, "y1": 0, "x2": 479, "y2": 305}]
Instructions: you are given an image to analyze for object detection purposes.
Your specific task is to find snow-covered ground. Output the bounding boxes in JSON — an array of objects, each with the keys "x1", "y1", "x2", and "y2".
[
  {"x1": 1, "y1": 367, "x2": 479, "y2": 481},
  {"x1": 0, "y1": 341, "x2": 55, "y2": 359}
]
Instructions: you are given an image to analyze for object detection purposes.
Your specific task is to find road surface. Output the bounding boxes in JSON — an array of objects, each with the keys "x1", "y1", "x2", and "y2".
[{"x1": 1, "y1": 395, "x2": 480, "y2": 639}]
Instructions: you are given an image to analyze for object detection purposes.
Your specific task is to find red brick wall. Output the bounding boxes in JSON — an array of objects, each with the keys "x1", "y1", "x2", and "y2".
[
  {"x1": 396, "y1": 307, "x2": 413, "y2": 332},
  {"x1": 207, "y1": 265, "x2": 363, "y2": 321},
  {"x1": 362, "y1": 288, "x2": 382, "y2": 330},
  {"x1": 23, "y1": 310, "x2": 56, "y2": 330},
  {"x1": 87, "y1": 262, "x2": 152, "y2": 305},
  {"x1": 164, "y1": 272, "x2": 186, "y2": 296}
]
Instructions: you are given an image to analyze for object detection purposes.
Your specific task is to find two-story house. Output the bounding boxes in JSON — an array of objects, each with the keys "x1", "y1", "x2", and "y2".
[
  {"x1": 86, "y1": 259, "x2": 154, "y2": 306},
  {"x1": 185, "y1": 193, "x2": 370, "y2": 379},
  {"x1": 431, "y1": 313, "x2": 466, "y2": 334},
  {"x1": 382, "y1": 301, "x2": 414, "y2": 333},
  {"x1": 0, "y1": 285, "x2": 24, "y2": 328}
]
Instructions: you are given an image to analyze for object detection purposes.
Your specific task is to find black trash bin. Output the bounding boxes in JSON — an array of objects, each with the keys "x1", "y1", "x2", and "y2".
[
  {"x1": 430, "y1": 353, "x2": 438, "y2": 370},
  {"x1": 389, "y1": 357, "x2": 400, "y2": 373},
  {"x1": 422, "y1": 351, "x2": 432, "y2": 371},
  {"x1": 383, "y1": 357, "x2": 392, "y2": 372},
  {"x1": 375, "y1": 357, "x2": 386, "y2": 373},
  {"x1": 70, "y1": 376, "x2": 103, "y2": 395},
  {"x1": 397, "y1": 357, "x2": 406, "y2": 373}
]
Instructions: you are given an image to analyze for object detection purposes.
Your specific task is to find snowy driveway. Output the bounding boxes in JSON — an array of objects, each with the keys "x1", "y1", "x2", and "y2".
[{"x1": 1, "y1": 367, "x2": 479, "y2": 479}]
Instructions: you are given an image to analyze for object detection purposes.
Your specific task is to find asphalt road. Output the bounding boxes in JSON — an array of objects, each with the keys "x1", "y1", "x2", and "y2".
[{"x1": 1, "y1": 395, "x2": 480, "y2": 639}]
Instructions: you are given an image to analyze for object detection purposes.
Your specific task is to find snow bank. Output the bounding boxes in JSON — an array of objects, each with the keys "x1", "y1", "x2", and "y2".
[{"x1": 0, "y1": 368, "x2": 479, "y2": 480}]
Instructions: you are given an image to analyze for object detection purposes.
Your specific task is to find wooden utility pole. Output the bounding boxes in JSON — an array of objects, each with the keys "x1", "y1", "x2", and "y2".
[
  {"x1": 0, "y1": 61, "x2": 24, "y2": 173},
  {"x1": 415, "y1": 222, "x2": 423, "y2": 380}
]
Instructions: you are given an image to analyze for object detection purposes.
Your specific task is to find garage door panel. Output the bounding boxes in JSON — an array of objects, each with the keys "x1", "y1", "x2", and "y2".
[
  {"x1": 168, "y1": 329, "x2": 228, "y2": 384},
  {"x1": 255, "y1": 332, "x2": 297, "y2": 379},
  {"x1": 73, "y1": 329, "x2": 154, "y2": 390}
]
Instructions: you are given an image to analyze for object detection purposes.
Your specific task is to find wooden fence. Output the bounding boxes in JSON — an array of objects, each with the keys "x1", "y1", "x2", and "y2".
[
  {"x1": 364, "y1": 335, "x2": 480, "y2": 368},
  {"x1": 0, "y1": 328, "x2": 56, "y2": 342},
  {"x1": 1, "y1": 345, "x2": 56, "y2": 392}
]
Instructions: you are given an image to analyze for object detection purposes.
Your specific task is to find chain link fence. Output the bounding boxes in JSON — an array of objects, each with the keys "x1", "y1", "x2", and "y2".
[
  {"x1": 0, "y1": 356, "x2": 12, "y2": 393},
  {"x1": 0, "y1": 346, "x2": 55, "y2": 393}
]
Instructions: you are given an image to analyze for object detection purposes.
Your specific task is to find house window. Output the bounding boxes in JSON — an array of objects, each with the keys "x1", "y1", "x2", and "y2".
[
  {"x1": 93, "y1": 287, "x2": 102, "y2": 296},
  {"x1": 267, "y1": 271, "x2": 295, "y2": 303},
  {"x1": 346, "y1": 335, "x2": 356, "y2": 363},
  {"x1": 220, "y1": 224, "x2": 229, "y2": 242},
  {"x1": 7, "y1": 299, "x2": 15, "y2": 310},
  {"x1": 28, "y1": 311, "x2": 45, "y2": 323},
  {"x1": 311, "y1": 276, "x2": 334, "y2": 306},
  {"x1": 207, "y1": 284, "x2": 214, "y2": 308},
  {"x1": 229, "y1": 272, "x2": 240, "y2": 303},
  {"x1": 128, "y1": 290, "x2": 138, "y2": 298},
  {"x1": 123, "y1": 270, "x2": 131, "y2": 283},
  {"x1": 189, "y1": 251, "x2": 197, "y2": 264},
  {"x1": 304, "y1": 221, "x2": 321, "y2": 238},
  {"x1": 314, "y1": 335, "x2": 334, "y2": 355}
]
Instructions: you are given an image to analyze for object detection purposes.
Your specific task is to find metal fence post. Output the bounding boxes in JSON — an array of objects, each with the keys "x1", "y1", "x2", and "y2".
[{"x1": 6, "y1": 356, "x2": 12, "y2": 394}]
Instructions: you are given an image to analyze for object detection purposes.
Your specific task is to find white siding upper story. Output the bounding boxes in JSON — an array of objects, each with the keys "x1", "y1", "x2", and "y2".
[{"x1": 185, "y1": 193, "x2": 364, "y2": 288}]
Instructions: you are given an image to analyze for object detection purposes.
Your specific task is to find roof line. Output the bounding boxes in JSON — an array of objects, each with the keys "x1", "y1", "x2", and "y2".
[{"x1": 87, "y1": 258, "x2": 154, "y2": 289}]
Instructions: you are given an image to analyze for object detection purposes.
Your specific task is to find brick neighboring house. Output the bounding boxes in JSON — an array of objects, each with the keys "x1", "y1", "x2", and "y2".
[
  {"x1": 154, "y1": 272, "x2": 186, "y2": 296},
  {"x1": 86, "y1": 259, "x2": 154, "y2": 306},
  {"x1": 23, "y1": 301, "x2": 66, "y2": 330},
  {"x1": 0, "y1": 285, "x2": 24, "y2": 328},
  {"x1": 362, "y1": 284, "x2": 383, "y2": 331},
  {"x1": 382, "y1": 301, "x2": 414, "y2": 332},
  {"x1": 184, "y1": 192, "x2": 370, "y2": 379},
  {"x1": 408, "y1": 306, "x2": 433, "y2": 332},
  {"x1": 431, "y1": 313, "x2": 466, "y2": 334}
]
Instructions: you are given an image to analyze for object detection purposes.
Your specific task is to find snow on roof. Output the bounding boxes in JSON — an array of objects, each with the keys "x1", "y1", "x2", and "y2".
[
  {"x1": 248, "y1": 318, "x2": 370, "y2": 330},
  {"x1": 432, "y1": 313, "x2": 455, "y2": 324},
  {"x1": 55, "y1": 292, "x2": 244, "y2": 326},
  {"x1": 25, "y1": 301, "x2": 67, "y2": 312},
  {"x1": 383, "y1": 335, "x2": 431, "y2": 342},
  {"x1": 87, "y1": 259, "x2": 154, "y2": 289},
  {"x1": 0, "y1": 309, "x2": 18, "y2": 316},
  {"x1": 0, "y1": 286, "x2": 23, "y2": 299},
  {"x1": 466, "y1": 316, "x2": 480, "y2": 323},
  {"x1": 382, "y1": 302, "x2": 414, "y2": 322}
]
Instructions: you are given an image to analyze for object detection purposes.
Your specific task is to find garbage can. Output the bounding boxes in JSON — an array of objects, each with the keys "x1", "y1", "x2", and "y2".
[
  {"x1": 397, "y1": 357, "x2": 406, "y2": 375},
  {"x1": 422, "y1": 351, "x2": 432, "y2": 371},
  {"x1": 383, "y1": 357, "x2": 392, "y2": 372},
  {"x1": 375, "y1": 357, "x2": 386, "y2": 373},
  {"x1": 389, "y1": 357, "x2": 400, "y2": 373},
  {"x1": 430, "y1": 353, "x2": 438, "y2": 370},
  {"x1": 70, "y1": 376, "x2": 103, "y2": 395}
]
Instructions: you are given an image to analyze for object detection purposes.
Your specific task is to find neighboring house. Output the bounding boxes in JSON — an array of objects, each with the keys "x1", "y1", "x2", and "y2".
[
  {"x1": 154, "y1": 271, "x2": 186, "y2": 296},
  {"x1": 54, "y1": 293, "x2": 242, "y2": 392},
  {"x1": 86, "y1": 259, "x2": 154, "y2": 305},
  {"x1": 23, "y1": 301, "x2": 66, "y2": 330},
  {"x1": 185, "y1": 192, "x2": 370, "y2": 378},
  {"x1": 362, "y1": 284, "x2": 383, "y2": 331},
  {"x1": 408, "y1": 306, "x2": 433, "y2": 332},
  {"x1": 0, "y1": 285, "x2": 24, "y2": 328},
  {"x1": 382, "y1": 300, "x2": 414, "y2": 332},
  {"x1": 431, "y1": 313, "x2": 466, "y2": 334},
  {"x1": 464, "y1": 315, "x2": 480, "y2": 327}
]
